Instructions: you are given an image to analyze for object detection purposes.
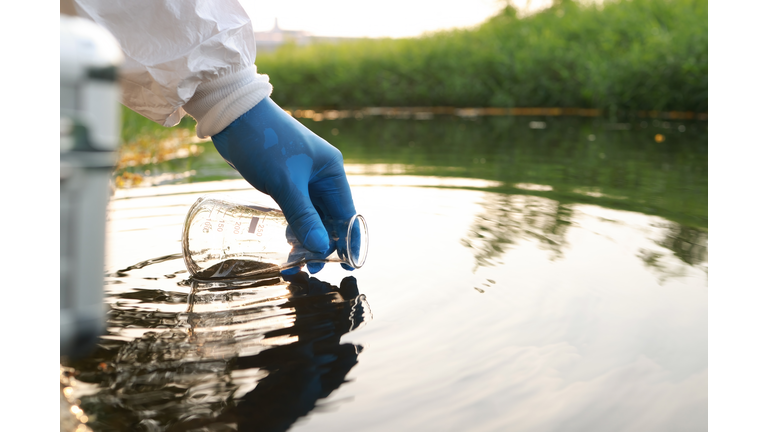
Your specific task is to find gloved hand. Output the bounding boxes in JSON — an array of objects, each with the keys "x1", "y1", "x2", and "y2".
[{"x1": 210, "y1": 97, "x2": 356, "y2": 274}]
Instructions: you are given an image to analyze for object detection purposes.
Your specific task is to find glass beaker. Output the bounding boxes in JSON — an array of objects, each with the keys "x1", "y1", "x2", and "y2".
[{"x1": 182, "y1": 194, "x2": 368, "y2": 279}]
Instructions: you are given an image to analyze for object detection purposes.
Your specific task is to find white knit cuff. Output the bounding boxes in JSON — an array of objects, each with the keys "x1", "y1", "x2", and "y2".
[{"x1": 183, "y1": 65, "x2": 273, "y2": 138}]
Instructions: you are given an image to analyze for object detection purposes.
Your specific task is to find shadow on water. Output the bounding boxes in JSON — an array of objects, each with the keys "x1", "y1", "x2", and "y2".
[{"x1": 67, "y1": 260, "x2": 371, "y2": 432}]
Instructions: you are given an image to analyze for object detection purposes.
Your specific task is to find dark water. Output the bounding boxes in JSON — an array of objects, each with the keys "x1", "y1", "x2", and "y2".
[
  {"x1": 67, "y1": 115, "x2": 707, "y2": 431},
  {"x1": 195, "y1": 259, "x2": 282, "y2": 280}
]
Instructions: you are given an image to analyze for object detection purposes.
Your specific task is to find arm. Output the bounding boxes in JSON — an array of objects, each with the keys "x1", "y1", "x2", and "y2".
[
  {"x1": 73, "y1": 0, "x2": 271, "y2": 137},
  {"x1": 75, "y1": 0, "x2": 358, "y2": 272}
]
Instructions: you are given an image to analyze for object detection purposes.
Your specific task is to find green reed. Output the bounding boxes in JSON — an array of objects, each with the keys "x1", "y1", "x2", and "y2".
[{"x1": 256, "y1": 0, "x2": 707, "y2": 113}]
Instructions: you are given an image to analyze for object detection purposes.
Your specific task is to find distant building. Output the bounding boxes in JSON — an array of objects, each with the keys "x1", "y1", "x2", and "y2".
[{"x1": 253, "y1": 19, "x2": 363, "y2": 53}]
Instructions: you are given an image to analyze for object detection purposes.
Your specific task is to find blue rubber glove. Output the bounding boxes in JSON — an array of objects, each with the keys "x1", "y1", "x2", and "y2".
[{"x1": 210, "y1": 97, "x2": 356, "y2": 274}]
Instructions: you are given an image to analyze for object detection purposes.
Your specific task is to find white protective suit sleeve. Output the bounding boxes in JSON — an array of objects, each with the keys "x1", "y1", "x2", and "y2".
[{"x1": 74, "y1": 0, "x2": 273, "y2": 138}]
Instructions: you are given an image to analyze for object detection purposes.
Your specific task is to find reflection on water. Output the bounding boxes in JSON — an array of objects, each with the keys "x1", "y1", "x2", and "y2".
[
  {"x1": 68, "y1": 261, "x2": 371, "y2": 432},
  {"x1": 638, "y1": 221, "x2": 708, "y2": 284},
  {"x1": 65, "y1": 181, "x2": 708, "y2": 432},
  {"x1": 461, "y1": 194, "x2": 573, "y2": 269},
  {"x1": 650, "y1": 222, "x2": 708, "y2": 268},
  {"x1": 313, "y1": 116, "x2": 707, "y2": 229},
  {"x1": 461, "y1": 193, "x2": 707, "y2": 284},
  {"x1": 125, "y1": 116, "x2": 707, "y2": 230},
  {"x1": 89, "y1": 114, "x2": 707, "y2": 431}
]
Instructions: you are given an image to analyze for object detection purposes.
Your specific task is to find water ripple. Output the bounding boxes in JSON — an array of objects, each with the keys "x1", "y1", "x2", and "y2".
[{"x1": 69, "y1": 257, "x2": 371, "y2": 431}]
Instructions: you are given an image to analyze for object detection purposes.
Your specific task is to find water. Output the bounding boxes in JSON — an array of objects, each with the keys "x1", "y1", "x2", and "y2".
[
  {"x1": 64, "y1": 115, "x2": 707, "y2": 431},
  {"x1": 195, "y1": 259, "x2": 281, "y2": 280}
]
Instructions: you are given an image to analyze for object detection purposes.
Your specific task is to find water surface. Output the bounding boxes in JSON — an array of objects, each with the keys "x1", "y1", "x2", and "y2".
[{"x1": 66, "y1": 115, "x2": 707, "y2": 431}]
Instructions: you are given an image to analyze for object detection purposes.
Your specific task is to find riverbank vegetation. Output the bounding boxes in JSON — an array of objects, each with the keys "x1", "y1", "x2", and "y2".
[
  {"x1": 120, "y1": 0, "x2": 706, "y2": 147},
  {"x1": 257, "y1": 0, "x2": 707, "y2": 113}
]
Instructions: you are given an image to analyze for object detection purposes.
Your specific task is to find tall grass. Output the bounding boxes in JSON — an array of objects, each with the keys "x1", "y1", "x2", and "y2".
[{"x1": 256, "y1": 0, "x2": 707, "y2": 113}]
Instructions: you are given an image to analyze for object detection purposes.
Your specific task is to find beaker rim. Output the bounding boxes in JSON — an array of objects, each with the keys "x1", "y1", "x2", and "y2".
[{"x1": 347, "y1": 213, "x2": 368, "y2": 269}]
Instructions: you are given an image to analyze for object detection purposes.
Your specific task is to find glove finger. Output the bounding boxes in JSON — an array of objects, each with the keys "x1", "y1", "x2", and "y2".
[
  {"x1": 309, "y1": 174, "x2": 359, "y2": 267},
  {"x1": 273, "y1": 187, "x2": 330, "y2": 254},
  {"x1": 307, "y1": 262, "x2": 325, "y2": 274},
  {"x1": 312, "y1": 203, "x2": 335, "y2": 246},
  {"x1": 280, "y1": 266, "x2": 301, "y2": 276},
  {"x1": 309, "y1": 172, "x2": 357, "y2": 223}
]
